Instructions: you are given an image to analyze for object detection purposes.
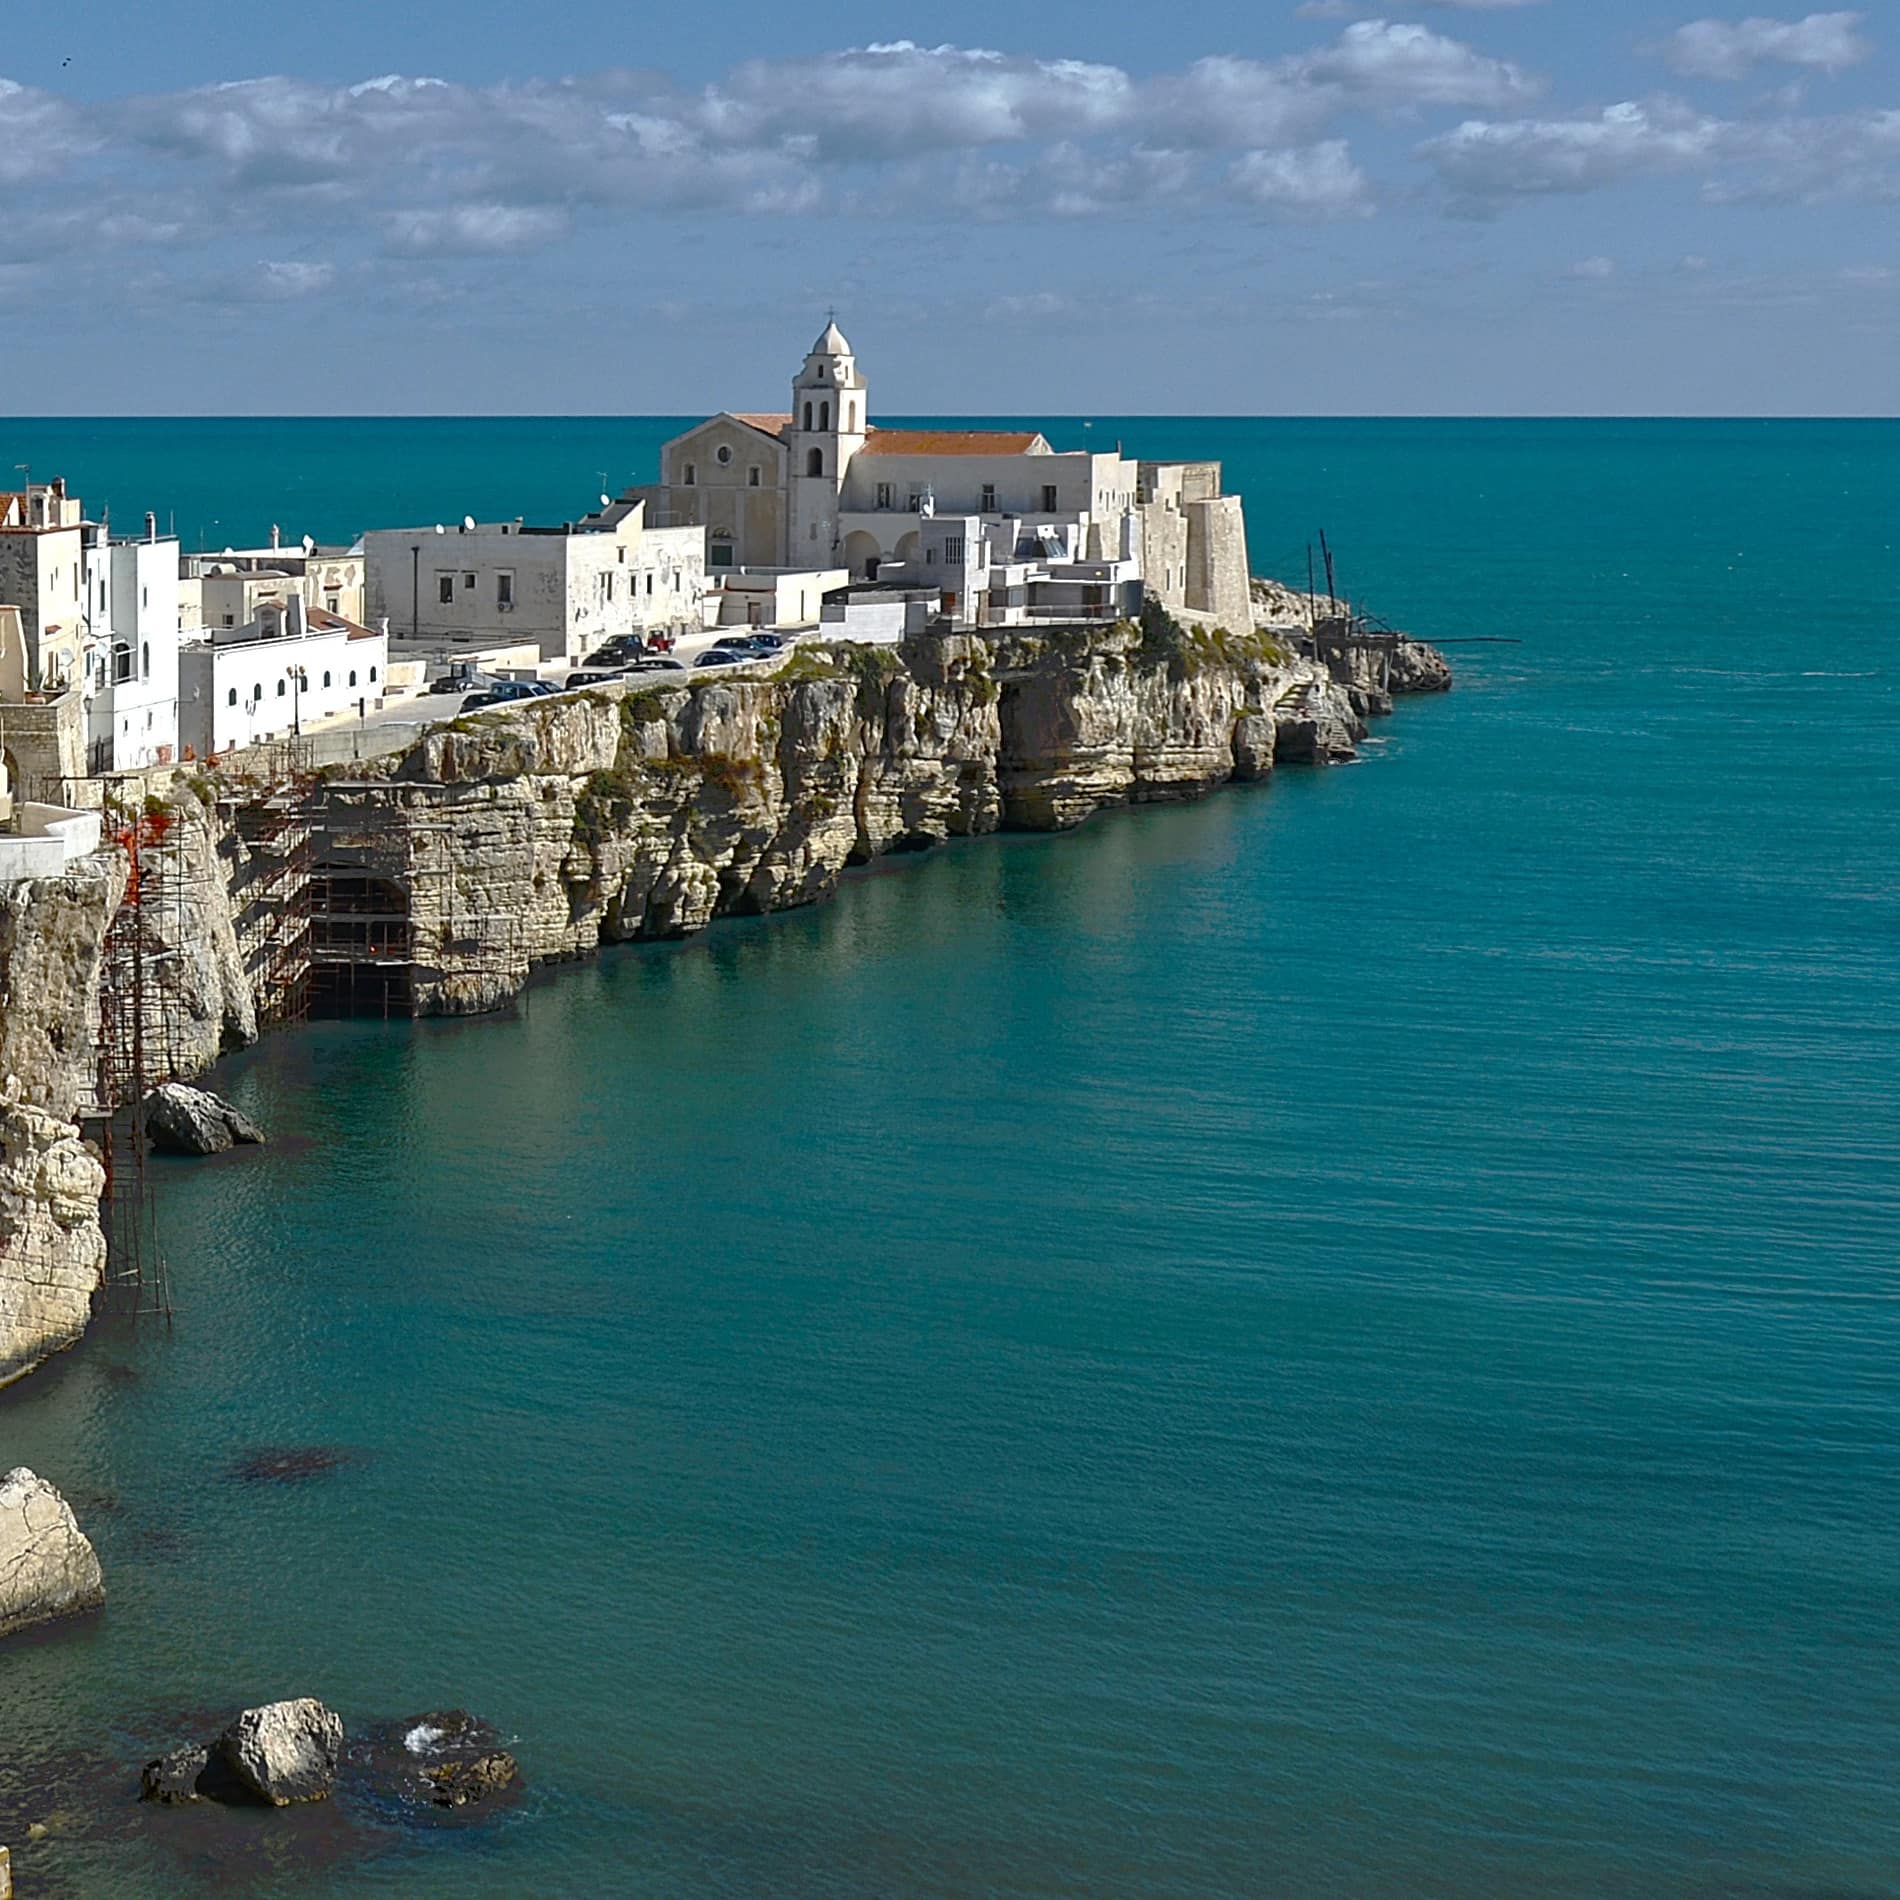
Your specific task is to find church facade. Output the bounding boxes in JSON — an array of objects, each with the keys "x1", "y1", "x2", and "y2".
[{"x1": 628, "y1": 322, "x2": 1252, "y2": 632}]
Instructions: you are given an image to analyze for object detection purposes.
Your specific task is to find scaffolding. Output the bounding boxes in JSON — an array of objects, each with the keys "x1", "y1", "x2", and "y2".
[
  {"x1": 87, "y1": 796, "x2": 198, "y2": 1323},
  {"x1": 229, "y1": 784, "x2": 315, "y2": 1030},
  {"x1": 307, "y1": 786, "x2": 522, "y2": 1018}
]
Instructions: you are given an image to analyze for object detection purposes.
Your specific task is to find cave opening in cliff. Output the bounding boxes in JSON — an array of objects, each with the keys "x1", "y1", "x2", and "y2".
[{"x1": 307, "y1": 872, "x2": 415, "y2": 1018}]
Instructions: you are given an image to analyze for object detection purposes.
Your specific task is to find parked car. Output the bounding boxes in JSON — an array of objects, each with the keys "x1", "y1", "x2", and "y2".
[
  {"x1": 743, "y1": 632, "x2": 788, "y2": 652},
  {"x1": 524, "y1": 681, "x2": 560, "y2": 697},
  {"x1": 626, "y1": 656, "x2": 687, "y2": 673},
  {"x1": 564, "y1": 669, "x2": 621, "y2": 689},
  {"x1": 695, "y1": 648, "x2": 743, "y2": 668},
  {"x1": 428, "y1": 672, "x2": 480, "y2": 695}
]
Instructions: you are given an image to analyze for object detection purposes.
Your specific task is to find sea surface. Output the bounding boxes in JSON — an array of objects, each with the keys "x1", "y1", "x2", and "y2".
[{"x1": 1, "y1": 418, "x2": 1898, "y2": 1898}]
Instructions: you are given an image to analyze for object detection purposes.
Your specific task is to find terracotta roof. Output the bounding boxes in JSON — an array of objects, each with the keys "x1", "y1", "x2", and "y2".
[
  {"x1": 308, "y1": 606, "x2": 382, "y2": 641},
  {"x1": 729, "y1": 412, "x2": 793, "y2": 438},
  {"x1": 856, "y1": 430, "x2": 1048, "y2": 457}
]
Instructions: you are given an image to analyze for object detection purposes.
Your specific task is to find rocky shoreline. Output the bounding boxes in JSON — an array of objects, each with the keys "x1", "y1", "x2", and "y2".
[{"x1": 0, "y1": 607, "x2": 1450, "y2": 1396}]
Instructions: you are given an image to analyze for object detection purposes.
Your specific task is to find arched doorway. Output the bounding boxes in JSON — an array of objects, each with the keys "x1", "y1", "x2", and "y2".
[
  {"x1": 841, "y1": 531, "x2": 882, "y2": 581},
  {"x1": 893, "y1": 531, "x2": 922, "y2": 568}
]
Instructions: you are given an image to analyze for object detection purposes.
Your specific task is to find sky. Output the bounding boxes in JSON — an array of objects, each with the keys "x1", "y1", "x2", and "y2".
[{"x1": 3, "y1": 1, "x2": 1897, "y2": 415}]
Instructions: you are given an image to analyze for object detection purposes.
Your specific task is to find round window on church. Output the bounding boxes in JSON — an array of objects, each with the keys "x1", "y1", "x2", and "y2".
[{"x1": 716, "y1": 445, "x2": 733, "y2": 466}]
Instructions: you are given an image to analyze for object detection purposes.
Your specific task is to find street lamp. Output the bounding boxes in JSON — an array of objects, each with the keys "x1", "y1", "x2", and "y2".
[{"x1": 289, "y1": 665, "x2": 308, "y2": 736}]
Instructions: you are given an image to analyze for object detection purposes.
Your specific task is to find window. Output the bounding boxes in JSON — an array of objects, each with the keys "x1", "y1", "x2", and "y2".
[
  {"x1": 944, "y1": 536, "x2": 966, "y2": 562},
  {"x1": 349, "y1": 669, "x2": 358, "y2": 687},
  {"x1": 815, "y1": 363, "x2": 826, "y2": 380},
  {"x1": 845, "y1": 402, "x2": 855, "y2": 430},
  {"x1": 322, "y1": 670, "x2": 332, "y2": 687},
  {"x1": 908, "y1": 491, "x2": 922, "y2": 512},
  {"x1": 810, "y1": 523, "x2": 819, "y2": 541},
  {"x1": 925, "y1": 548, "x2": 935, "y2": 565},
  {"x1": 369, "y1": 665, "x2": 378, "y2": 682},
  {"x1": 981, "y1": 484, "x2": 996, "y2": 513},
  {"x1": 684, "y1": 463, "x2": 696, "y2": 486},
  {"x1": 710, "y1": 537, "x2": 734, "y2": 569},
  {"x1": 223, "y1": 614, "x2": 236, "y2": 628},
  {"x1": 716, "y1": 445, "x2": 733, "y2": 465},
  {"x1": 325, "y1": 595, "x2": 339, "y2": 614},
  {"x1": 438, "y1": 574, "x2": 455, "y2": 605},
  {"x1": 142, "y1": 585, "x2": 149, "y2": 609},
  {"x1": 802, "y1": 401, "x2": 813, "y2": 430},
  {"x1": 1042, "y1": 485, "x2": 1059, "y2": 512},
  {"x1": 227, "y1": 686, "x2": 237, "y2": 707},
  {"x1": 807, "y1": 448, "x2": 824, "y2": 477},
  {"x1": 748, "y1": 466, "x2": 760, "y2": 488},
  {"x1": 463, "y1": 572, "x2": 475, "y2": 591},
  {"x1": 645, "y1": 573, "x2": 654, "y2": 596},
  {"x1": 819, "y1": 401, "x2": 829, "y2": 431},
  {"x1": 876, "y1": 482, "x2": 892, "y2": 510},
  {"x1": 277, "y1": 679, "x2": 286, "y2": 697},
  {"x1": 141, "y1": 641, "x2": 150, "y2": 678},
  {"x1": 599, "y1": 572, "x2": 613, "y2": 602},
  {"x1": 497, "y1": 571, "x2": 514, "y2": 609}
]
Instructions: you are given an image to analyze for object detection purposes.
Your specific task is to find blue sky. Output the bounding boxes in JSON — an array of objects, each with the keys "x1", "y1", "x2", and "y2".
[{"x1": 4, "y1": 2, "x2": 1896, "y2": 414}]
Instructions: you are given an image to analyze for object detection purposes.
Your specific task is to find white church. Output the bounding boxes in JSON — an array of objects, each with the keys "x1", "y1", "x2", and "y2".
[{"x1": 627, "y1": 321, "x2": 1253, "y2": 634}]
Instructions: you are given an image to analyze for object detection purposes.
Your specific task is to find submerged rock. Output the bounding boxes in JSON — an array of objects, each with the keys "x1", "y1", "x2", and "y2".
[
  {"x1": 217, "y1": 1699, "x2": 344, "y2": 1806},
  {"x1": 227, "y1": 1445, "x2": 357, "y2": 1485},
  {"x1": 353, "y1": 1709, "x2": 524, "y2": 1820},
  {"x1": 0, "y1": 1467, "x2": 105, "y2": 1641},
  {"x1": 144, "y1": 1083, "x2": 264, "y2": 1157}
]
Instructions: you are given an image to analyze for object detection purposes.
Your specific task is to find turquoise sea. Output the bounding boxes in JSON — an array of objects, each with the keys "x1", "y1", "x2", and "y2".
[{"x1": 2, "y1": 418, "x2": 1898, "y2": 1897}]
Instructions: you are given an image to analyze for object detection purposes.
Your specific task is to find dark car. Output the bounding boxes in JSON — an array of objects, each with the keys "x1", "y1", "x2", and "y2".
[
  {"x1": 695, "y1": 648, "x2": 743, "y2": 668},
  {"x1": 564, "y1": 669, "x2": 621, "y2": 689},
  {"x1": 427, "y1": 673, "x2": 479, "y2": 694},
  {"x1": 626, "y1": 656, "x2": 687, "y2": 673},
  {"x1": 585, "y1": 641, "x2": 640, "y2": 666}
]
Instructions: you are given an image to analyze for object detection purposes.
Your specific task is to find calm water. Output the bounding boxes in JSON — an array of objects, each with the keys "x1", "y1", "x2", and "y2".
[{"x1": 2, "y1": 420, "x2": 1899, "y2": 1897}]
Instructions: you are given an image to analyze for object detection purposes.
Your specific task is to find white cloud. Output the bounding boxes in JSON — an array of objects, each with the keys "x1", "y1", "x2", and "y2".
[
  {"x1": 0, "y1": 76, "x2": 93, "y2": 182},
  {"x1": 1564, "y1": 254, "x2": 1618, "y2": 277},
  {"x1": 1421, "y1": 98, "x2": 1726, "y2": 197},
  {"x1": 1660, "y1": 12, "x2": 1873, "y2": 81},
  {"x1": 382, "y1": 204, "x2": 571, "y2": 255},
  {"x1": 258, "y1": 260, "x2": 334, "y2": 298},
  {"x1": 1229, "y1": 141, "x2": 1376, "y2": 217}
]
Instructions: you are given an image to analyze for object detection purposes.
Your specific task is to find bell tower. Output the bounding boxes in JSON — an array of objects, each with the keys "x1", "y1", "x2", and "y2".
[{"x1": 788, "y1": 317, "x2": 866, "y2": 564}]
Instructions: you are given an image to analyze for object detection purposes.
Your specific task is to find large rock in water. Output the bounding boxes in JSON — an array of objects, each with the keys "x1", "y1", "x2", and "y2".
[
  {"x1": 144, "y1": 1083, "x2": 264, "y2": 1157},
  {"x1": 217, "y1": 1699, "x2": 344, "y2": 1805},
  {"x1": 0, "y1": 1467, "x2": 105, "y2": 1640}
]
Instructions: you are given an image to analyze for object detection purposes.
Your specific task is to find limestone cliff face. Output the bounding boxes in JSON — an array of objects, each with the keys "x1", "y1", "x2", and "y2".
[
  {"x1": 331, "y1": 624, "x2": 1369, "y2": 1014},
  {"x1": 0, "y1": 857, "x2": 122, "y2": 1387}
]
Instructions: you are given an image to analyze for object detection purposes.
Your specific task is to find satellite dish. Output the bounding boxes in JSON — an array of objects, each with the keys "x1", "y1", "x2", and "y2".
[
  {"x1": 600, "y1": 494, "x2": 612, "y2": 510},
  {"x1": 222, "y1": 545, "x2": 234, "y2": 555},
  {"x1": 463, "y1": 515, "x2": 475, "y2": 532},
  {"x1": 301, "y1": 534, "x2": 315, "y2": 555},
  {"x1": 434, "y1": 524, "x2": 446, "y2": 534}
]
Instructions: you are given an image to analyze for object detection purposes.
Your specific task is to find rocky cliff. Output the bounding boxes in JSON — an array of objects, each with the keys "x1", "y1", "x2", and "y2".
[
  {"x1": 329, "y1": 621, "x2": 1373, "y2": 1013},
  {"x1": 0, "y1": 856, "x2": 123, "y2": 1388}
]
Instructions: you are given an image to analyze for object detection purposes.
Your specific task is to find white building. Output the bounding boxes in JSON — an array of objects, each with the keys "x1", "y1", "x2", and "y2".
[
  {"x1": 632, "y1": 321, "x2": 1254, "y2": 632},
  {"x1": 361, "y1": 497, "x2": 705, "y2": 665},
  {"x1": 179, "y1": 595, "x2": 389, "y2": 759},
  {"x1": 182, "y1": 532, "x2": 366, "y2": 634},
  {"x1": 0, "y1": 480, "x2": 88, "y2": 697},
  {"x1": 81, "y1": 514, "x2": 183, "y2": 773},
  {"x1": 868, "y1": 510, "x2": 1142, "y2": 632}
]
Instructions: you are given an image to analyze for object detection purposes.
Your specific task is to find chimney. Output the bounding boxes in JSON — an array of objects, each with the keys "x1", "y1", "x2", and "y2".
[
  {"x1": 270, "y1": 524, "x2": 281, "y2": 550},
  {"x1": 145, "y1": 511, "x2": 157, "y2": 544},
  {"x1": 52, "y1": 477, "x2": 66, "y2": 500}
]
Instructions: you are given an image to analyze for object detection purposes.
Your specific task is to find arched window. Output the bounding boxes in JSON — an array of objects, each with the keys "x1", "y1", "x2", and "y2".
[
  {"x1": 349, "y1": 669, "x2": 358, "y2": 687},
  {"x1": 802, "y1": 401, "x2": 813, "y2": 430},
  {"x1": 845, "y1": 402, "x2": 854, "y2": 430},
  {"x1": 683, "y1": 463, "x2": 696, "y2": 486},
  {"x1": 819, "y1": 401, "x2": 830, "y2": 431},
  {"x1": 807, "y1": 448, "x2": 824, "y2": 477},
  {"x1": 322, "y1": 670, "x2": 332, "y2": 688},
  {"x1": 227, "y1": 686, "x2": 237, "y2": 707},
  {"x1": 369, "y1": 665, "x2": 378, "y2": 682},
  {"x1": 277, "y1": 678, "x2": 287, "y2": 697},
  {"x1": 141, "y1": 641, "x2": 150, "y2": 678}
]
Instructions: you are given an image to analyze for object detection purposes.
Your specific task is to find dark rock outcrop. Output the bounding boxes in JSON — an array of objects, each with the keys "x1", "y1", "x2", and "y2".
[
  {"x1": 1391, "y1": 638, "x2": 1454, "y2": 694},
  {"x1": 139, "y1": 1745, "x2": 211, "y2": 1805},
  {"x1": 144, "y1": 1083, "x2": 265, "y2": 1157},
  {"x1": 0, "y1": 1467, "x2": 105, "y2": 1641}
]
